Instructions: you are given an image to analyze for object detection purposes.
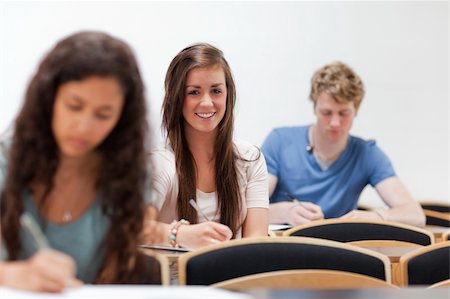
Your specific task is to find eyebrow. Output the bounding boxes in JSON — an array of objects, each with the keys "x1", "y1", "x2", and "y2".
[
  {"x1": 68, "y1": 94, "x2": 115, "y2": 111},
  {"x1": 185, "y1": 83, "x2": 225, "y2": 89}
]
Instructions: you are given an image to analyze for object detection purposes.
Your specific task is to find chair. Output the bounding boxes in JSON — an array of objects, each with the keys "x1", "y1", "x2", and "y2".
[
  {"x1": 428, "y1": 279, "x2": 450, "y2": 288},
  {"x1": 399, "y1": 241, "x2": 450, "y2": 286},
  {"x1": 420, "y1": 201, "x2": 450, "y2": 213},
  {"x1": 424, "y1": 209, "x2": 450, "y2": 227},
  {"x1": 178, "y1": 236, "x2": 391, "y2": 285},
  {"x1": 443, "y1": 230, "x2": 450, "y2": 241},
  {"x1": 283, "y1": 218, "x2": 435, "y2": 246},
  {"x1": 141, "y1": 251, "x2": 170, "y2": 285},
  {"x1": 212, "y1": 269, "x2": 398, "y2": 289}
]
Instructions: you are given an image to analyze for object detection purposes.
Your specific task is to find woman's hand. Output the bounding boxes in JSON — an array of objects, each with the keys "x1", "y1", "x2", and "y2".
[
  {"x1": 0, "y1": 249, "x2": 82, "y2": 292},
  {"x1": 176, "y1": 221, "x2": 232, "y2": 249}
]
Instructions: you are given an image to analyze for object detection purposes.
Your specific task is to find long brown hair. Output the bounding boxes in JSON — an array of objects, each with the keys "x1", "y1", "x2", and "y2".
[
  {"x1": 0, "y1": 31, "x2": 152, "y2": 283},
  {"x1": 162, "y1": 43, "x2": 241, "y2": 237}
]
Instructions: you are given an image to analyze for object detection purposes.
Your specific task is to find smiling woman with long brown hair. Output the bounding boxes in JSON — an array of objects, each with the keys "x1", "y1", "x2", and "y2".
[
  {"x1": 149, "y1": 43, "x2": 269, "y2": 249},
  {"x1": 0, "y1": 31, "x2": 157, "y2": 291}
]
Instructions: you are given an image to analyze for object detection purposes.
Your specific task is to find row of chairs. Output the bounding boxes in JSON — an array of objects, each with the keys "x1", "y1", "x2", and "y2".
[
  {"x1": 145, "y1": 216, "x2": 449, "y2": 288},
  {"x1": 175, "y1": 236, "x2": 450, "y2": 288}
]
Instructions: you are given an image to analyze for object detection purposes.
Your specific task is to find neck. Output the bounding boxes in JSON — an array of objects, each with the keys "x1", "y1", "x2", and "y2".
[
  {"x1": 184, "y1": 128, "x2": 216, "y2": 162},
  {"x1": 56, "y1": 152, "x2": 101, "y2": 181},
  {"x1": 310, "y1": 125, "x2": 348, "y2": 163}
]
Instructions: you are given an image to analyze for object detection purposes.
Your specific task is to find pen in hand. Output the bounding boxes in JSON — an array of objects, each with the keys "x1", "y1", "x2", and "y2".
[
  {"x1": 189, "y1": 199, "x2": 211, "y2": 221},
  {"x1": 285, "y1": 193, "x2": 312, "y2": 211},
  {"x1": 20, "y1": 213, "x2": 50, "y2": 249}
]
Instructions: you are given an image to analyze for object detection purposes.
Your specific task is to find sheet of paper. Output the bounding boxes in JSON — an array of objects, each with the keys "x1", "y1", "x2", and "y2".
[
  {"x1": 0, "y1": 286, "x2": 252, "y2": 299},
  {"x1": 139, "y1": 244, "x2": 193, "y2": 252},
  {"x1": 268, "y1": 224, "x2": 292, "y2": 231}
]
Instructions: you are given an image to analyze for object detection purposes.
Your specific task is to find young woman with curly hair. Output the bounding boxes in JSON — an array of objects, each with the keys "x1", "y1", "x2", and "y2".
[{"x1": 0, "y1": 31, "x2": 157, "y2": 292}]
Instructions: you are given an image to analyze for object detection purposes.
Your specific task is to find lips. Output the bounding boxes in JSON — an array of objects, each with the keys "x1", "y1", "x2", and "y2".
[
  {"x1": 69, "y1": 137, "x2": 89, "y2": 149},
  {"x1": 195, "y1": 112, "x2": 216, "y2": 119}
]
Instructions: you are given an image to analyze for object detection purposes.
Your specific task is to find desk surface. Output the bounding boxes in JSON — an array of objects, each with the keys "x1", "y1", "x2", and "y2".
[
  {"x1": 1, "y1": 286, "x2": 448, "y2": 299},
  {"x1": 357, "y1": 245, "x2": 421, "y2": 262},
  {"x1": 247, "y1": 287, "x2": 450, "y2": 299}
]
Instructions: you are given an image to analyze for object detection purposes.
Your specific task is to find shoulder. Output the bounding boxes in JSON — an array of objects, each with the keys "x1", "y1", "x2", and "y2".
[
  {"x1": 269, "y1": 125, "x2": 307, "y2": 138},
  {"x1": 234, "y1": 139, "x2": 262, "y2": 161},
  {"x1": 149, "y1": 142, "x2": 175, "y2": 164},
  {"x1": 350, "y1": 135, "x2": 383, "y2": 153}
]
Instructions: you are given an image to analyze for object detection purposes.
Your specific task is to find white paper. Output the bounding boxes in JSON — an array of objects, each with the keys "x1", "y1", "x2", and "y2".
[
  {"x1": 0, "y1": 286, "x2": 252, "y2": 299},
  {"x1": 268, "y1": 224, "x2": 292, "y2": 231}
]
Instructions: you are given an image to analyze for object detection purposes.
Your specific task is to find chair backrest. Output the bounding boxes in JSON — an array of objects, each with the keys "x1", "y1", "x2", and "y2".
[
  {"x1": 420, "y1": 201, "x2": 450, "y2": 213},
  {"x1": 212, "y1": 269, "x2": 398, "y2": 289},
  {"x1": 428, "y1": 279, "x2": 450, "y2": 288},
  {"x1": 141, "y1": 251, "x2": 170, "y2": 285},
  {"x1": 399, "y1": 241, "x2": 450, "y2": 286},
  {"x1": 424, "y1": 209, "x2": 450, "y2": 227},
  {"x1": 283, "y1": 218, "x2": 435, "y2": 245},
  {"x1": 178, "y1": 236, "x2": 391, "y2": 285}
]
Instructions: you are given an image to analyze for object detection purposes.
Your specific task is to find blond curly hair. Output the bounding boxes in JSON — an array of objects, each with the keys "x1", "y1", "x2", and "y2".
[{"x1": 309, "y1": 62, "x2": 364, "y2": 110}]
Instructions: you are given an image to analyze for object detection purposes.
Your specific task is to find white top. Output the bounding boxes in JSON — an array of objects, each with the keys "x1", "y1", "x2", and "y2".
[{"x1": 150, "y1": 139, "x2": 269, "y2": 237}]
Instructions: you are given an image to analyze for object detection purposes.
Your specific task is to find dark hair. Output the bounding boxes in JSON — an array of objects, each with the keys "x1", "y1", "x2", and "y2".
[
  {"x1": 162, "y1": 43, "x2": 242, "y2": 237},
  {"x1": 0, "y1": 31, "x2": 152, "y2": 283}
]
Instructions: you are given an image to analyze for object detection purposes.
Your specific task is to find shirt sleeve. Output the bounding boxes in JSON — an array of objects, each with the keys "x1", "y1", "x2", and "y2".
[
  {"x1": 365, "y1": 140, "x2": 397, "y2": 187},
  {"x1": 148, "y1": 148, "x2": 176, "y2": 211},
  {"x1": 261, "y1": 129, "x2": 281, "y2": 177},
  {"x1": 243, "y1": 146, "x2": 269, "y2": 209}
]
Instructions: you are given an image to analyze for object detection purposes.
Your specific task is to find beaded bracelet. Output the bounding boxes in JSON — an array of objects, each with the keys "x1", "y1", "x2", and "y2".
[{"x1": 169, "y1": 219, "x2": 190, "y2": 248}]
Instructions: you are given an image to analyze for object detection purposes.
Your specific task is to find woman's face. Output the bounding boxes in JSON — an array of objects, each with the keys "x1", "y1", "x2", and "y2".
[
  {"x1": 52, "y1": 76, "x2": 124, "y2": 158},
  {"x1": 182, "y1": 65, "x2": 227, "y2": 137}
]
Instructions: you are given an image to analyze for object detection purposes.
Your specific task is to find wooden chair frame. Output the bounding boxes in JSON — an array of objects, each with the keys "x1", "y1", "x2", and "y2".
[
  {"x1": 178, "y1": 236, "x2": 391, "y2": 285},
  {"x1": 424, "y1": 209, "x2": 450, "y2": 227},
  {"x1": 141, "y1": 251, "x2": 170, "y2": 285},
  {"x1": 399, "y1": 241, "x2": 450, "y2": 286},
  {"x1": 419, "y1": 201, "x2": 450, "y2": 214},
  {"x1": 283, "y1": 218, "x2": 435, "y2": 246},
  {"x1": 212, "y1": 269, "x2": 398, "y2": 289}
]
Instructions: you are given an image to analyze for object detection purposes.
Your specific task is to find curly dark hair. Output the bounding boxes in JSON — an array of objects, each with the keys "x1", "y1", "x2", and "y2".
[{"x1": 0, "y1": 31, "x2": 153, "y2": 283}]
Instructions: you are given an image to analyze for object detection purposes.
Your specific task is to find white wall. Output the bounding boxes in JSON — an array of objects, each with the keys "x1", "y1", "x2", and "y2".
[{"x1": 0, "y1": 1, "x2": 448, "y2": 207}]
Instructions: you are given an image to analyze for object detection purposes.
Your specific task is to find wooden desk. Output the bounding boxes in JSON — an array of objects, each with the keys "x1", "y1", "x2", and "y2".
[
  {"x1": 356, "y1": 245, "x2": 421, "y2": 286},
  {"x1": 425, "y1": 225, "x2": 450, "y2": 242}
]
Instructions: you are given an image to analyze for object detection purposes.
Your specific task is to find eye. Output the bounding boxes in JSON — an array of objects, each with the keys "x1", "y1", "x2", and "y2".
[
  {"x1": 187, "y1": 90, "x2": 200, "y2": 96},
  {"x1": 339, "y1": 111, "x2": 350, "y2": 117},
  {"x1": 211, "y1": 88, "x2": 222, "y2": 95},
  {"x1": 95, "y1": 113, "x2": 112, "y2": 121},
  {"x1": 65, "y1": 102, "x2": 81, "y2": 111},
  {"x1": 321, "y1": 111, "x2": 332, "y2": 116}
]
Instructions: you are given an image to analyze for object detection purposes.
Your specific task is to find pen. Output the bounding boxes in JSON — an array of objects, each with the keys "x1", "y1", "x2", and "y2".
[
  {"x1": 285, "y1": 193, "x2": 311, "y2": 211},
  {"x1": 20, "y1": 213, "x2": 50, "y2": 249},
  {"x1": 189, "y1": 199, "x2": 211, "y2": 221}
]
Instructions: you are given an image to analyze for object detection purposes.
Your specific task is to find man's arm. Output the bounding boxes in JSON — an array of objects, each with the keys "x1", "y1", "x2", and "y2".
[
  {"x1": 342, "y1": 177, "x2": 425, "y2": 227},
  {"x1": 374, "y1": 177, "x2": 425, "y2": 227}
]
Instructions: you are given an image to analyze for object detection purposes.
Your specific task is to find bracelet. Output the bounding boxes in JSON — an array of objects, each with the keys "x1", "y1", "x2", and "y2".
[{"x1": 169, "y1": 219, "x2": 190, "y2": 248}]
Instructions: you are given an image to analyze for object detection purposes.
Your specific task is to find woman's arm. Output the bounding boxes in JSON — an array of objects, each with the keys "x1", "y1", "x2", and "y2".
[
  {"x1": 0, "y1": 249, "x2": 81, "y2": 292},
  {"x1": 142, "y1": 205, "x2": 232, "y2": 249},
  {"x1": 242, "y1": 207, "x2": 268, "y2": 237}
]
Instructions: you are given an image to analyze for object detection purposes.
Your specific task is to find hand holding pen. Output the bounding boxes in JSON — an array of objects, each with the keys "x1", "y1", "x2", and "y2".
[
  {"x1": 284, "y1": 193, "x2": 324, "y2": 225},
  {"x1": 3, "y1": 213, "x2": 83, "y2": 292},
  {"x1": 168, "y1": 199, "x2": 232, "y2": 249}
]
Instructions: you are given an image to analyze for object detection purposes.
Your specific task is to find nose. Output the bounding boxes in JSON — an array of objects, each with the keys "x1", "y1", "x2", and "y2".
[
  {"x1": 200, "y1": 94, "x2": 213, "y2": 107},
  {"x1": 330, "y1": 114, "x2": 341, "y2": 127},
  {"x1": 74, "y1": 113, "x2": 93, "y2": 133}
]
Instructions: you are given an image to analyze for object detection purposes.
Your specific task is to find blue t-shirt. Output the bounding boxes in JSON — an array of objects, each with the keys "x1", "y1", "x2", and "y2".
[{"x1": 261, "y1": 125, "x2": 396, "y2": 218}]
